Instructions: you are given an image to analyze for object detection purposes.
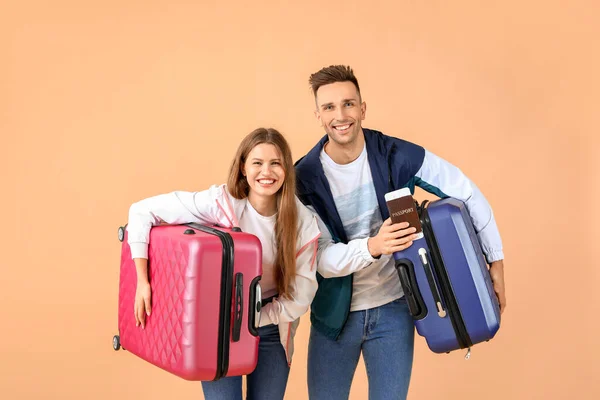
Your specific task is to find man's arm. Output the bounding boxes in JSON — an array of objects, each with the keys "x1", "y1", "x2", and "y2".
[
  {"x1": 309, "y1": 207, "x2": 418, "y2": 279},
  {"x1": 414, "y1": 149, "x2": 507, "y2": 313},
  {"x1": 414, "y1": 149, "x2": 504, "y2": 263},
  {"x1": 488, "y1": 260, "x2": 506, "y2": 313}
]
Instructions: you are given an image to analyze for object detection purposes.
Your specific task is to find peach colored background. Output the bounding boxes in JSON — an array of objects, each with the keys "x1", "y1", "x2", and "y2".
[{"x1": 2, "y1": 1, "x2": 599, "y2": 399}]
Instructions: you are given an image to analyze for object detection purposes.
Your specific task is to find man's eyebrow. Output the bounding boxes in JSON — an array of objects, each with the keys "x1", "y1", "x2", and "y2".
[{"x1": 319, "y1": 98, "x2": 358, "y2": 108}]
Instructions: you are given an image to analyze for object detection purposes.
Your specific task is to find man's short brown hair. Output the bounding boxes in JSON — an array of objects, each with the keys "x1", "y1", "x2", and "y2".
[{"x1": 308, "y1": 65, "x2": 361, "y2": 99}]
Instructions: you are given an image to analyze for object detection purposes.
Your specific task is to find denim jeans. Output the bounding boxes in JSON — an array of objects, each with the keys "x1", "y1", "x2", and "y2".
[
  {"x1": 307, "y1": 297, "x2": 415, "y2": 400},
  {"x1": 201, "y1": 323, "x2": 290, "y2": 400}
]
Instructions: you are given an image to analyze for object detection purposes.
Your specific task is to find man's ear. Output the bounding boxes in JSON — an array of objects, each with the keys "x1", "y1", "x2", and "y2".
[
  {"x1": 361, "y1": 101, "x2": 367, "y2": 120},
  {"x1": 314, "y1": 109, "x2": 324, "y2": 127}
]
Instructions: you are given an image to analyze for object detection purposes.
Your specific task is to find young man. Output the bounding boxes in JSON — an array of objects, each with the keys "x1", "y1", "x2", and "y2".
[{"x1": 295, "y1": 65, "x2": 507, "y2": 400}]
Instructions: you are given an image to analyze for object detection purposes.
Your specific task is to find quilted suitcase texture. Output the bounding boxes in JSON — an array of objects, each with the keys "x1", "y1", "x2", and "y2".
[
  {"x1": 112, "y1": 223, "x2": 263, "y2": 380},
  {"x1": 393, "y1": 198, "x2": 501, "y2": 358}
]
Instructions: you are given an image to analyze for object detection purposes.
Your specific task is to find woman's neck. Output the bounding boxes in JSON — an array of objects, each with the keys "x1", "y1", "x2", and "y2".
[{"x1": 247, "y1": 192, "x2": 278, "y2": 217}]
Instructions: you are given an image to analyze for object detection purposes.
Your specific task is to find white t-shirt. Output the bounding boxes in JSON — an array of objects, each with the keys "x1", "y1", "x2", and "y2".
[
  {"x1": 320, "y1": 145, "x2": 402, "y2": 311},
  {"x1": 238, "y1": 201, "x2": 278, "y2": 298}
]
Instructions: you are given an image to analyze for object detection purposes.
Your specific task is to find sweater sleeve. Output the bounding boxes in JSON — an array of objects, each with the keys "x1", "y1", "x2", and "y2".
[
  {"x1": 126, "y1": 184, "x2": 233, "y2": 259},
  {"x1": 415, "y1": 150, "x2": 504, "y2": 263},
  {"x1": 310, "y1": 208, "x2": 377, "y2": 278}
]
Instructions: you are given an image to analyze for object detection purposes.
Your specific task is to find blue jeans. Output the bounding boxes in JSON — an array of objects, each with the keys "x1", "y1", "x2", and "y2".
[
  {"x1": 201, "y1": 324, "x2": 290, "y2": 400},
  {"x1": 307, "y1": 298, "x2": 415, "y2": 400}
]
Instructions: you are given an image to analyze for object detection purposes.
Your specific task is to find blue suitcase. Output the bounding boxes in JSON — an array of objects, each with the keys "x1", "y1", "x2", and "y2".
[{"x1": 393, "y1": 197, "x2": 501, "y2": 358}]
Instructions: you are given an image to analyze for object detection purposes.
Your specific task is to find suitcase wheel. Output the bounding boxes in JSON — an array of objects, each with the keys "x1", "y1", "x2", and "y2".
[
  {"x1": 118, "y1": 227, "x2": 125, "y2": 242},
  {"x1": 113, "y1": 335, "x2": 121, "y2": 351}
]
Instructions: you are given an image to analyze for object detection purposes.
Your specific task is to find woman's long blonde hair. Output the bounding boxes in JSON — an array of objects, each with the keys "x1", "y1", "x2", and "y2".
[{"x1": 227, "y1": 128, "x2": 298, "y2": 299}]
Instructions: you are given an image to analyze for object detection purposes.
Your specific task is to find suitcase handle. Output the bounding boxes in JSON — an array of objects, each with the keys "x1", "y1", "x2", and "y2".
[
  {"x1": 248, "y1": 277, "x2": 262, "y2": 337},
  {"x1": 418, "y1": 248, "x2": 447, "y2": 318},
  {"x1": 232, "y1": 273, "x2": 244, "y2": 342},
  {"x1": 394, "y1": 258, "x2": 427, "y2": 320}
]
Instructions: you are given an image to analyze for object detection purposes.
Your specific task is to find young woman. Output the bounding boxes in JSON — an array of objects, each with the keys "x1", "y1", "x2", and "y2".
[{"x1": 126, "y1": 128, "x2": 321, "y2": 399}]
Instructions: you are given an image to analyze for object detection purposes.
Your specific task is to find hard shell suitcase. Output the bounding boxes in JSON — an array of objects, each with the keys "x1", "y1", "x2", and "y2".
[
  {"x1": 112, "y1": 223, "x2": 263, "y2": 380},
  {"x1": 393, "y1": 198, "x2": 501, "y2": 358}
]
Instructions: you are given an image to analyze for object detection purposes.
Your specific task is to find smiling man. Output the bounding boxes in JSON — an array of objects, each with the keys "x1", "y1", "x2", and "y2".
[{"x1": 294, "y1": 65, "x2": 506, "y2": 400}]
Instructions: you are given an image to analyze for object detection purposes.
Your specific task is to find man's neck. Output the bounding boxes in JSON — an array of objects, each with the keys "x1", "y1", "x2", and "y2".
[{"x1": 324, "y1": 129, "x2": 365, "y2": 165}]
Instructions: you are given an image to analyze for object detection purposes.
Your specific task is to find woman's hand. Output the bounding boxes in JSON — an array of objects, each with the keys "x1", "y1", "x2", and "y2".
[
  {"x1": 133, "y1": 257, "x2": 152, "y2": 328},
  {"x1": 134, "y1": 280, "x2": 152, "y2": 328}
]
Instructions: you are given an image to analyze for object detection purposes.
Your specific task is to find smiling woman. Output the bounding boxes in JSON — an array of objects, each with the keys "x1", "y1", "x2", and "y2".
[
  {"x1": 245, "y1": 147, "x2": 285, "y2": 197},
  {"x1": 124, "y1": 127, "x2": 321, "y2": 399},
  {"x1": 233, "y1": 139, "x2": 287, "y2": 216},
  {"x1": 226, "y1": 128, "x2": 299, "y2": 298}
]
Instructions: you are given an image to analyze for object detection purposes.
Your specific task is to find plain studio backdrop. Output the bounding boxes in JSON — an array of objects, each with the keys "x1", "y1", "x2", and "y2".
[{"x1": 1, "y1": 1, "x2": 598, "y2": 399}]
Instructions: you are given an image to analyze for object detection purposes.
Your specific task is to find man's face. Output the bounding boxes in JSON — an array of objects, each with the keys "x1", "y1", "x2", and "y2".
[{"x1": 314, "y1": 81, "x2": 366, "y2": 147}]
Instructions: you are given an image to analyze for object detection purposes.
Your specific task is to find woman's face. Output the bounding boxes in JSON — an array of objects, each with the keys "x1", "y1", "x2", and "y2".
[{"x1": 242, "y1": 143, "x2": 286, "y2": 199}]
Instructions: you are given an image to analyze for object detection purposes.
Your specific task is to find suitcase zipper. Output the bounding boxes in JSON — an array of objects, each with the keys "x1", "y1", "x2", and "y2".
[
  {"x1": 185, "y1": 223, "x2": 234, "y2": 380},
  {"x1": 419, "y1": 204, "x2": 473, "y2": 351}
]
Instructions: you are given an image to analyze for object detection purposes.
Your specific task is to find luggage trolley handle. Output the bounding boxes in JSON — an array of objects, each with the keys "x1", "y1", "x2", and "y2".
[
  {"x1": 248, "y1": 277, "x2": 262, "y2": 337},
  {"x1": 232, "y1": 273, "x2": 244, "y2": 342},
  {"x1": 394, "y1": 258, "x2": 427, "y2": 320},
  {"x1": 233, "y1": 275, "x2": 263, "y2": 340},
  {"x1": 418, "y1": 248, "x2": 447, "y2": 318}
]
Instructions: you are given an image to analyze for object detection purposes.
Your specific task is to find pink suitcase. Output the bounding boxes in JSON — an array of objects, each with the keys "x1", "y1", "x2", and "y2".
[{"x1": 112, "y1": 223, "x2": 263, "y2": 381}]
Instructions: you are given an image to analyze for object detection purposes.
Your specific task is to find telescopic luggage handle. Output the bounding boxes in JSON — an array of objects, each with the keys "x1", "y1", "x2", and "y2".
[{"x1": 418, "y1": 248, "x2": 447, "y2": 318}]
